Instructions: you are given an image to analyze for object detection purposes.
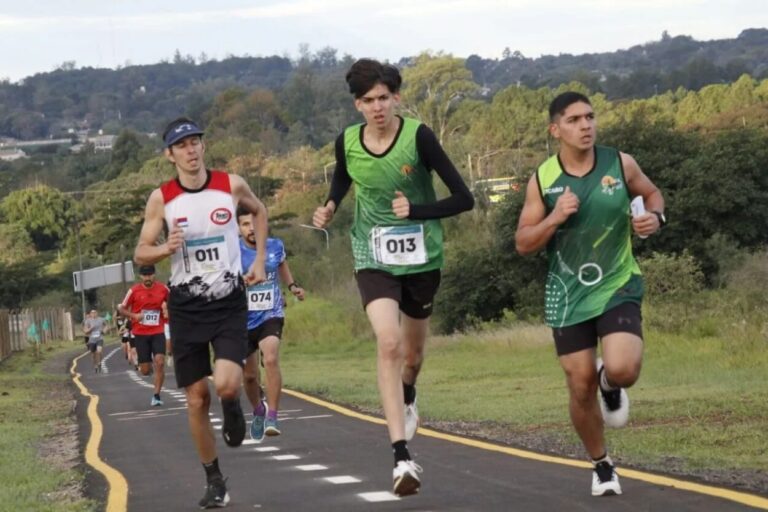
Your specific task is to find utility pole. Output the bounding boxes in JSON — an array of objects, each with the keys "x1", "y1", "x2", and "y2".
[{"x1": 74, "y1": 219, "x2": 86, "y2": 321}]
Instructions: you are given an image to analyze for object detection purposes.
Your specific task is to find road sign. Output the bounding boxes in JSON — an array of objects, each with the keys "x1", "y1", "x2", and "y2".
[{"x1": 73, "y1": 261, "x2": 135, "y2": 292}]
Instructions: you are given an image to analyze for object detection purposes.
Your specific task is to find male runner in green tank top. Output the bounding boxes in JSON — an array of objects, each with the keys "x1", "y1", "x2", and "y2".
[
  {"x1": 313, "y1": 59, "x2": 473, "y2": 497},
  {"x1": 516, "y1": 92, "x2": 665, "y2": 497}
]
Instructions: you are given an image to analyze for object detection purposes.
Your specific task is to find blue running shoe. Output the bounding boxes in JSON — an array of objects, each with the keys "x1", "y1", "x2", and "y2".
[
  {"x1": 250, "y1": 404, "x2": 266, "y2": 443},
  {"x1": 264, "y1": 416, "x2": 281, "y2": 437}
]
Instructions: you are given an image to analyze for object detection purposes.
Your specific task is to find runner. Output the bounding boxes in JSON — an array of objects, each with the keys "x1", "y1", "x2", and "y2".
[
  {"x1": 115, "y1": 309, "x2": 131, "y2": 362},
  {"x1": 133, "y1": 116, "x2": 268, "y2": 509},
  {"x1": 83, "y1": 309, "x2": 106, "y2": 373},
  {"x1": 515, "y1": 91, "x2": 665, "y2": 496},
  {"x1": 312, "y1": 59, "x2": 474, "y2": 497},
  {"x1": 119, "y1": 264, "x2": 170, "y2": 406},
  {"x1": 237, "y1": 207, "x2": 306, "y2": 443},
  {"x1": 163, "y1": 302, "x2": 173, "y2": 368}
]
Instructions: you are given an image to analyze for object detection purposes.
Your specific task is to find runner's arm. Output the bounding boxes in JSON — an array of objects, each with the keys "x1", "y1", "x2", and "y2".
[
  {"x1": 515, "y1": 173, "x2": 562, "y2": 255},
  {"x1": 278, "y1": 261, "x2": 305, "y2": 301},
  {"x1": 622, "y1": 152, "x2": 665, "y2": 236},
  {"x1": 407, "y1": 124, "x2": 474, "y2": 220},
  {"x1": 325, "y1": 134, "x2": 352, "y2": 212},
  {"x1": 231, "y1": 174, "x2": 268, "y2": 284},
  {"x1": 135, "y1": 189, "x2": 176, "y2": 265}
]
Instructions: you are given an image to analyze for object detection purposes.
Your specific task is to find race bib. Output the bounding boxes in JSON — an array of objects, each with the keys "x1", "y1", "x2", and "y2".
[
  {"x1": 185, "y1": 236, "x2": 230, "y2": 274},
  {"x1": 371, "y1": 225, "x2": 427, "y2": 266},
  {"x1": 90, "y1": 330, "x2": 101, "y2": 338},
  {"x1": 141, "y1": 309, "x2": 161, "y2": 326},
  {"x1": 247, "y1": 283, "x2": 275, "y2": 311}
]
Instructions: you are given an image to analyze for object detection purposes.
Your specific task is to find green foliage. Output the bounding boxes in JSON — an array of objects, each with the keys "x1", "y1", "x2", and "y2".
[
  {"x1": 0, "y1": 223, "x2": 36, "y2": 264},
  {"x1": 639, "y1": 251, "x2": 704, "y2": 299},
  {"x1": 0, "y1": 186, "x2": 76, "y2": 250}
]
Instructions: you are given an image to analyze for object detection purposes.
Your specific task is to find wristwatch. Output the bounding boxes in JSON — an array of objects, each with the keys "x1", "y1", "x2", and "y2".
[{"x1": 651, "y1": 210, "x2": 666, "y2": 228}]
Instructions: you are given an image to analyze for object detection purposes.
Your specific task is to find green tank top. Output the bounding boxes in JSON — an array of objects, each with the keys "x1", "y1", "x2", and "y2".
[
  {"x1": 537, "y1": 145, "x2": 643, "y2": 327},
  {"x1": 345, "y1": 117, "x2": 443, "y2": 275}
]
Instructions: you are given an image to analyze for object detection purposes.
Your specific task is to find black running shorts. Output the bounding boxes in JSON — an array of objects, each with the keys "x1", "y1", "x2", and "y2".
[
  {"x1": 552, "y1": 302, "x2": 643, "y2": 356},
  {"x1": 133, "y1": 333, "x2": 166, "y2": 364},
  {"x1": 355, "y1": 269, "x2": 441, "y2": 319},
  {"x1": 170, "y1": 303, "x2": 248, "y2": 388},
  {"x1": 247, "y1": 317, "x2": 284, "y2": 357}
]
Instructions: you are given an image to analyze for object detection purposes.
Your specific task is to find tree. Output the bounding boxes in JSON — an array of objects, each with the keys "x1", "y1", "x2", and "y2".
[
  {"x1": 0, "y1": 223, "x2": 36, "y2": 264},
  {"x1": 400, "y1": 53, "x2": 479, "y2": 144},
  {"x1": 0, "y1": 186, "x2": 76, "y2": 250}
]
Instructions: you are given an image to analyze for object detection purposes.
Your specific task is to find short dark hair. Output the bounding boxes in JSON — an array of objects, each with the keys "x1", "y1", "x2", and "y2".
[
  {"x1": 549, "y1": 92, "x2": 591, "y2": 122},
  {"x1": 236, "y1": 205, "x2": 250, "y2": 219},
  {"x1": 345, "y1": 59, "x2": 402, "y2": 98}
]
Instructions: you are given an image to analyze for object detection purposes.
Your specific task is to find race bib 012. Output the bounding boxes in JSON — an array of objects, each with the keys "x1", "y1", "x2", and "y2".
[{"x1": 141, "y1": 309, "x2": 161, "y2": 326}]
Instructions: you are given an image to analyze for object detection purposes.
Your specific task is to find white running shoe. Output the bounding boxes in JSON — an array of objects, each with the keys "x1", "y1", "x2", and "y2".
[
  {"x1": 404, "y1": 399, "x2": 420, "y2": 441},
  {"x1": 392, "y1": 460, "x2": 422, "y2": 497},
  {"x1": 591, "y1": 460, "x2": 622, "y2": 496},
  {"x1": 596, "y1": 358, "x2": 630, "y2": 428}
]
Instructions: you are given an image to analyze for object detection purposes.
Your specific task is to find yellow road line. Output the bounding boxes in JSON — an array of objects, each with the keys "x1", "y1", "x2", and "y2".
[
  {"x1": 283, "y1": 388, "x2": 768, "y2": 510},
  {"x1": 70, "y1": 352, "x2": 128, "y2": 512}
]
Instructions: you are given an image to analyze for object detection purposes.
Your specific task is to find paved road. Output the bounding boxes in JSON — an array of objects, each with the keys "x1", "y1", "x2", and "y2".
[{"x1": 73, "y1": 344, "x2": 766, "y2": 511}]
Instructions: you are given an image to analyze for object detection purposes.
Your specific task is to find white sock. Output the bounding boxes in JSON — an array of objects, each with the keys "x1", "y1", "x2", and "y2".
[{"x1": 599, "y1": 367, "x2": 617, "y2": 392}]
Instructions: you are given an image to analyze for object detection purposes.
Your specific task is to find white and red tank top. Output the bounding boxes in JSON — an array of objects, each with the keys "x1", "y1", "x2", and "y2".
[{"x1": 161, "y1": 170, "x2": 243, "y2": 309}]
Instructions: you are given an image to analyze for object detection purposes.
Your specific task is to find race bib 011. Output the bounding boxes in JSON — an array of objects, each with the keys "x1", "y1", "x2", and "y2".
[
  {"x1": 371, "y1": 225, "x2": 427, "y2": 266},
  {"x1": 185, "y1": 235, "x2": 230, "y2": 274}
]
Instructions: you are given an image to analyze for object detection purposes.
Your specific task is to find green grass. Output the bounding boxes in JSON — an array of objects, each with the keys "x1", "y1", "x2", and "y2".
[
  {"x1": 0, "y1": 342, "x2": 96, "y2": 512},
  {"x1": 281, "y1": 296, "x2": 768, "y2": 479}
]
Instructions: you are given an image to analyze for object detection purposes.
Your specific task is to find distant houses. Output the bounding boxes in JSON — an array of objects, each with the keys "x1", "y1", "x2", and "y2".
[
  {"x1": 0, "y1": 148, "x2": 28, "y2": 161},
  {"x1": 0, "y1": 131, "x2": 117, "y2": 159}
]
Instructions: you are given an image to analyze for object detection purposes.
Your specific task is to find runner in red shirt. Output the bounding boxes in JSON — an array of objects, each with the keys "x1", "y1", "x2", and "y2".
[{"x1": 119, "y1": 264, "x2": 170, "y2": 406}]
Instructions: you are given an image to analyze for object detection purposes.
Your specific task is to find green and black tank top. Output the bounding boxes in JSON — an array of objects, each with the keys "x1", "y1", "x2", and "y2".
[
  {"x1": 345, "y1": 117, "x2": 443, "y2": 275},
  {"x1": 537, "y1": 145, "x2": 643, "y2": 328}
]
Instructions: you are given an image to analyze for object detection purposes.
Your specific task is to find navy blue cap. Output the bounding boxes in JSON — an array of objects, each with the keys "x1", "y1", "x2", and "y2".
[{"x1": 163, "y1": 121, "x2": 204, "y2": 147}]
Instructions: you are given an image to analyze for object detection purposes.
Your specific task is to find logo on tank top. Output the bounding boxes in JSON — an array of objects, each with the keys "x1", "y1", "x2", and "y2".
[
  {"x1": 210, "y1": 208, "x2": 232, "y2": 225},
  {"x1": 401, "y1": 164, "x2": 414, "y2": 176},
  {"x1": 601, "y1": 176, "x2": 623, "y2": 195}
]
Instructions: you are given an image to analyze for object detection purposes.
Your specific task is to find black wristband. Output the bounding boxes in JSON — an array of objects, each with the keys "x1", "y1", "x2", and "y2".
[{"x1": 288, "y1": 282, "x2": 300, "y2": 291}]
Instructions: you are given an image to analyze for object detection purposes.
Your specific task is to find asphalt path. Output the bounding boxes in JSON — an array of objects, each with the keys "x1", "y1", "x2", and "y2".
[{"x1": 72, "y1": 344, "x2": 767, "y2": 511}]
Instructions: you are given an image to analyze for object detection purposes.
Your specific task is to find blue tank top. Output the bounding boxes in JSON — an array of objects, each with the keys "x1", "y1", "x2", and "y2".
[{"x1": 240, "y1": 238, "x2": 286, "y2": 329}]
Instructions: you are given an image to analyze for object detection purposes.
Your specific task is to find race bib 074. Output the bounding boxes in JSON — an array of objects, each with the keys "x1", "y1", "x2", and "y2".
[{"x1": 248, "y1": 283, "x2": 275, "y2": 311}]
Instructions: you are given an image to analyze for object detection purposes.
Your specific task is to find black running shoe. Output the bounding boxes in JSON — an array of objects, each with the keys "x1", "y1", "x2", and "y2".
[
  {"x1": 221, "y1": 399, "x2": 245, "y2": 447},
  {"x1": 198, "y1": 477, "x2": 230, "y2": 508}
]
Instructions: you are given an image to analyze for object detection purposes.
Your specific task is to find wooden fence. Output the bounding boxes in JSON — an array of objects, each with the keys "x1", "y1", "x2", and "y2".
[{"x1": 0, "y1": 308, "x2": 74, "y2": 362}]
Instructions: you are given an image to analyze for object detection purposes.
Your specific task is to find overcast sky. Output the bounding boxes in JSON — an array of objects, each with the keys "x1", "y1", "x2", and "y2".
[{"x1": 1, "y1": 0, "x2": 766, "y2": 82}]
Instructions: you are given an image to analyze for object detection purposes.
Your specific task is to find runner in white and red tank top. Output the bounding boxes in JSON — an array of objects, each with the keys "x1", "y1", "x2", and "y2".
[{"x1": 133, "y1": 117, "x2": 269, "y2": 509}]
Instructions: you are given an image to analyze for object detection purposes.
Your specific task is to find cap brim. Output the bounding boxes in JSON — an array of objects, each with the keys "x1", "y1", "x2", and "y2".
[{"x1": 165, "y1": 130, "x2": 204, "y2": 148}]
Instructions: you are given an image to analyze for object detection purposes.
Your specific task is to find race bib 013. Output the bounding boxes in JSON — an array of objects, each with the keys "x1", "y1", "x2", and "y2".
[{"x1": 371, "y1": 225, "x2": 427, "y2": 266}]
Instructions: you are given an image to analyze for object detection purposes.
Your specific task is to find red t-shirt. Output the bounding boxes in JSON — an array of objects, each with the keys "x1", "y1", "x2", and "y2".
[{"x1": 121, "y1": 282, "x2": 169, "y2": 336}]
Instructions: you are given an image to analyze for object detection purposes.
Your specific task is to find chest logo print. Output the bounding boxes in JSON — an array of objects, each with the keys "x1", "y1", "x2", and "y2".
[
  {"x1": 210, "y1": 207, "x2": 233, "y2": 225},
  {"x1": 601, "y1": 176, "x2": 623, "y2": 195},
  {"x1": 401, "y1": 164, "x2": 414, "y2": 176}
]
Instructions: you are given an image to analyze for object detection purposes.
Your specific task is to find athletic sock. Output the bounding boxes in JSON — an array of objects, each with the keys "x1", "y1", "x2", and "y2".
[
  {"x1": 598, "y1": 366, "x2": 617, "y2": 392},
  {"x1": 267, "y1": 409, "x2": 278, "y2": 421},
  {"x1": 203, "y1": 458, "x2": 222, "y2": 482},
  {"x1": 392, "y1": 440, "x2": 410, "y2": 465},
  {"x1": 254, "y1": 401, "x2": 266, "y2": 416},
  {"x1": 153, "y1": 393, "x2": 161, "y2": 400},
  {"x1": 403, "y1": 382, "x2": 416, "y2": 405},
  {"x1": 591, "y1": 453, "x2": 613, "y2": 466}
]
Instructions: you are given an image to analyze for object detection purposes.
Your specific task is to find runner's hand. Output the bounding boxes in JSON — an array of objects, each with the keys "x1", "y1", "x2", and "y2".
[
  {"x1": 166, "y1": 221, "x2": 185, "y2": 255},
  {"x1": 291, "y1": 286, "x2": 306, "y2": 301},
  {"x1": 313, "y1": 204, "x2": 334, "y2": 228},
  {"x1": 632, "y1": 212, "x2": 659, "y2": 237},
  {"x1": 551, "y1": 186, "x2": 579, "y2": 225},
  {"x1": 244, "y1": 261, "x2": 267, "y2": 285},
  {"x1": 392, "y1": 191, "x2": 410, "y2": 219}
]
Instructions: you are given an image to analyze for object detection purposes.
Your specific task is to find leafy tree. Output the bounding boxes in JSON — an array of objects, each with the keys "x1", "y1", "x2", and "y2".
[
  {"x1": 401, "y1": 53, "x2": 479, "y2": 144},
  {"x1": 0, "y1": 223, "x2": 36, "y2": 264},
  {"x1": 0, "y1": 186, "x2": 76, "y2": 250}
]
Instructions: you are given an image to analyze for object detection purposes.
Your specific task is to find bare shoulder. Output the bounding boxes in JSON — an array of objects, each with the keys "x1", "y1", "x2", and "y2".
[{"x1": 619, "y1": 151, "x2": 642, "y2": 176}]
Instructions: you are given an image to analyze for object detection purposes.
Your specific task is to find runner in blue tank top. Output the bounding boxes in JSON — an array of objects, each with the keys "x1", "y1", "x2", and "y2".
[{"x1": 237, "y1": 207, "x2": 306, "y2": 443}]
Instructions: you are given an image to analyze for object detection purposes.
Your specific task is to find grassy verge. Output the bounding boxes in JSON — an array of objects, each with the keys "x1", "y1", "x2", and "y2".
[
  {"x1": 281, "y1": 295, "x2": 768, "y2": 490},
  {"x1": 0, "y1": 342, "x2": 96, "y2": 512}
]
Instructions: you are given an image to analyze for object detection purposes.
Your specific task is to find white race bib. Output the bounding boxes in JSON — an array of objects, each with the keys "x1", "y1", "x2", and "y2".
[
  {"x1": 371, "y1": 225, "x2": 427, "y2": 266},
  {"x1": 141, "y1": 309, "x2": 161, "y2": 326},
  {"x1": 90, "y1": 330, "x2": 101, "y2": 338},
  {"x1": 184, "y1": 235, "x2": 230, "y2": 274},
  {"x1": 247, "y1": 283, "x2": 275, "y2": 311}
]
